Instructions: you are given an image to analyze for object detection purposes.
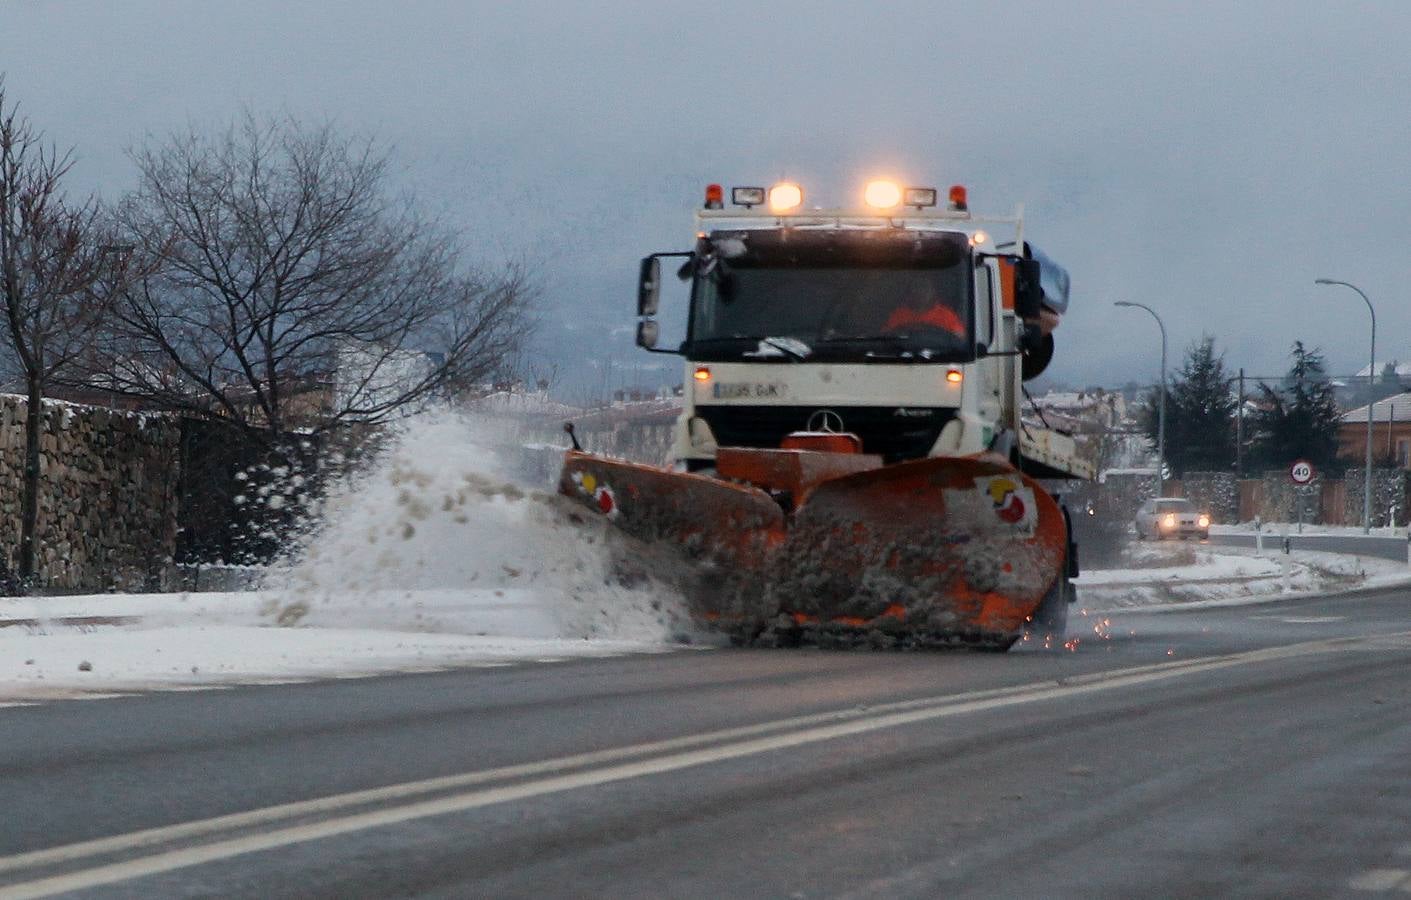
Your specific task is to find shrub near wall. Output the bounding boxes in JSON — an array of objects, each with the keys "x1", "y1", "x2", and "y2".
[{"x1": 0, "y1": 396, "x2": 181, "y2": 590}]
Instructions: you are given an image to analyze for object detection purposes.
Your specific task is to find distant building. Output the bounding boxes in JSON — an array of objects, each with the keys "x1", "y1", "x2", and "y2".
[{"x1": 1337, "y1": 391, "x2": 1411, "y2": 468}]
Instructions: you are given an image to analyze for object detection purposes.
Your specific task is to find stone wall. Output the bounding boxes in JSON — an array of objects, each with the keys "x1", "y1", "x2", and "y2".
[
  {"x1": 0, "y1": 396, "x2": 181, "y2": 590},
  {"x1": 1246, "y1": 470, "x2": 1322, "y2": 525},
  {"x1": 1342, "y1": 467, "x2": 1411, "y2": 527},
  {"x1": 1176, "y1": 472, "x2": 1240, "y2": 525}
]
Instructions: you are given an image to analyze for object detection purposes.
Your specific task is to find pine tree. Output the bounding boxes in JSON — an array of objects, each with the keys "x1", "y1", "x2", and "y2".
[
  {"x1": 1249, "y1": 341, "x2": 1344, "y2": 472},
  {"x1": 1137, "y1": 335, "x2": 1236, "y2": 476}
]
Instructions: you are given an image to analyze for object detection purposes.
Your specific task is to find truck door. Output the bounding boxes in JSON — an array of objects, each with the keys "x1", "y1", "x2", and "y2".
[{"x1": 974, "y1": 262, "x2": 1004, "y2": 428}]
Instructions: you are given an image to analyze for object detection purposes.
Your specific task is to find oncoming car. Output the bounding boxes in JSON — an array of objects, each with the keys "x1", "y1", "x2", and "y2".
[{"x1": 1134, "y1": 497, "x2": 1211, "y2": 541}]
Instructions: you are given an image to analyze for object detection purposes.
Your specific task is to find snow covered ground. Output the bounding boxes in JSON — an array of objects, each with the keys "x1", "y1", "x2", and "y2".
[
  {"x1": 0, "y1": 415, "x2": 704, "y2": 702},
  {"x1": 1075, "y1": 541, "x2": 1411, "y2": 612},
  {"x1": 1209, "y1": 523, "x2": 1409, "y2": 539}
]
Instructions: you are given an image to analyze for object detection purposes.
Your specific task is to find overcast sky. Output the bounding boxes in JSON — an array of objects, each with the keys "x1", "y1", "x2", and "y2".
[{"x1": 4, "y1": 0, "x2": 1410, "y2": 391}]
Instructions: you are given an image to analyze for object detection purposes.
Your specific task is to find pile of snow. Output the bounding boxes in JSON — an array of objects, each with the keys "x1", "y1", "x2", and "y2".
[
  {"x1": 268, "y1": 414, "x2": 695, "y2": 644},
  {"x1": 0, "y1": 414, "x2": 700, "y2": 699}
]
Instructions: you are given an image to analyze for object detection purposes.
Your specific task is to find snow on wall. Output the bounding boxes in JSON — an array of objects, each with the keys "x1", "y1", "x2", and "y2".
[{"x1": 1342, "y1": 467, "x2": 1411, "y2": 527}]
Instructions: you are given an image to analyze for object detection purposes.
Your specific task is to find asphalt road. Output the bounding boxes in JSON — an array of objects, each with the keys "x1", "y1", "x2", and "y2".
[
  {"x1": 2, "y1": 587, "x2": 1411, "y2": 898},
  {"x1": 1209, "y1": 529, "x2": 1410, "y2": 563}
]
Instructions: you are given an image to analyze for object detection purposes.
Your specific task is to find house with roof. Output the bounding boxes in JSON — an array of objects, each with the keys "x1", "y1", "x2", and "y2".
[{"x1": 1338, "y1": 390, "x2": 1411, "y2": 468}]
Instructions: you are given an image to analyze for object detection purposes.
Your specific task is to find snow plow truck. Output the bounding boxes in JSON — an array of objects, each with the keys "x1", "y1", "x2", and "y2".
[{"x1": 560, "y1": 180, "x2": 1094, "y2": 650}]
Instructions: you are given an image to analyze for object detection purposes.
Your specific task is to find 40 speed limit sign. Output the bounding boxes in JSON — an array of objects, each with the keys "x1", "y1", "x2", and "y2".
[{"x1": 1289, "y1": 459, "x2": 1316, "y2": 484}]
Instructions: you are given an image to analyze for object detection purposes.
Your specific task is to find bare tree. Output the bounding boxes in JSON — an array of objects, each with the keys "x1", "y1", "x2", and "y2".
[
  {"x1": 0, "y1": 83, "x2": 129, "y2": 583},
  {"x1": 107, "y1": 112, "x2": 532, "y2": 453}
]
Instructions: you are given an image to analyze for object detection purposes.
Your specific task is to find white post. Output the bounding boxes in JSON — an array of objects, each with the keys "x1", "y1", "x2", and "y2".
[
  {"x1": 1282, "y1": 533, "x2": 1292, "y2": 592},
  {"x1": 1255, "y1": 516, "x2": 1263, "y2": 554}
]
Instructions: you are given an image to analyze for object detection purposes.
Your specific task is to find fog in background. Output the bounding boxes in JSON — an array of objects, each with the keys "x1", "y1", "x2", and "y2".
[{"x1": 5, "y1": 0, "x2": 1409, "y2": 397}]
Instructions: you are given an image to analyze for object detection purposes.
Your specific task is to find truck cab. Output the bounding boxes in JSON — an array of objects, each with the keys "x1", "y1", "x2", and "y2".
[{"x1": 636, "y1": 180, "x2": 1091, "y2": 481}]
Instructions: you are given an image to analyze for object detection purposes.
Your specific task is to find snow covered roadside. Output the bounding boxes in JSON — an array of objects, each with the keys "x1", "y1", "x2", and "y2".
[
  {"x1": 0, "y1": 415, "x2": 703, "y2": 702},
  {"x1": 1075, "y1": 542, "x2": 1411, "y2": 613},
  {"x1": 1209, "y1": 523, "x2": 1409, "y2": 539},
  {"x1": 0, "y1": 589, "x2": 686, "y2": 702}
]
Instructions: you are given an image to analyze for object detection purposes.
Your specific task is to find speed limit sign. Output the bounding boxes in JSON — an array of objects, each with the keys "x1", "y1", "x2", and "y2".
[{"x1": 1290, "y1": 459, "x2": 1315, "y2": 484}]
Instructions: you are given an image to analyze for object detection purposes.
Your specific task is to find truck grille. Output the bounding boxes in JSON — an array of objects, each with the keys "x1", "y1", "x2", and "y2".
[{"x1": 694, "y1": 405, "x2": 955, "y2": 463}]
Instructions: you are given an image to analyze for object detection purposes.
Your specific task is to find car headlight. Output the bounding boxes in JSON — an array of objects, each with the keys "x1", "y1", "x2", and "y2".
[
  {"x1": 1198, "y1": 515, "x2": 1210, "y2": 528},
  {"x1": 1162, "y1": 514, "x2": 1176, "y2": 528}
]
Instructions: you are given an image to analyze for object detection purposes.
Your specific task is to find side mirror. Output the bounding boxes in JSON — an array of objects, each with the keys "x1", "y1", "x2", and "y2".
[
  {"x1": 636, "y1": 319, "x2": 660, "y2": 349},
  {"x1": 637, "y1": 256, "x2": 661, "y2": 317},
  {"x1": 1013, "y1": 258, "x2": 1044, "y2": 320}
]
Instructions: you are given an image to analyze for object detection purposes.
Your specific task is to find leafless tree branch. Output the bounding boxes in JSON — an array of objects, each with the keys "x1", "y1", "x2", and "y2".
[{"x1": 104, "y1": 112, "x2": 533, "y2": 452}]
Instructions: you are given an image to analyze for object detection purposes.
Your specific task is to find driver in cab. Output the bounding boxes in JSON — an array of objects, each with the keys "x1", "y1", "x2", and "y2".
[{"x1": 881, "y1": 281, "x2": 966, "y2": 337}]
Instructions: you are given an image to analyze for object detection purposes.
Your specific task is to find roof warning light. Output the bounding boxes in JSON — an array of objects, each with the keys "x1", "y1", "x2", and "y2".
[{"x1": 768, "y1": 182, "x2": 804, "y2": 213}]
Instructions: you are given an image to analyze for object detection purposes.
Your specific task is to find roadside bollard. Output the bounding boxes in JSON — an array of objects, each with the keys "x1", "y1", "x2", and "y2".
[
  {"x1": 1255, "y1": 516, "x2": 1263, "y2": 554},
  {"x1": 1282, "y1": 534, "x2": 1291, "y2": 593}
]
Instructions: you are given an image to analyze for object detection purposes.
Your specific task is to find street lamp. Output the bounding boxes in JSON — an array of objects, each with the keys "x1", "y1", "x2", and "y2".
[
  {"x1": 1314, "y1": 278, "x2": 1375, "y2": 534},
  {"x1": 1115, "y1": 301, "x2": 1167, "y2": 498}
]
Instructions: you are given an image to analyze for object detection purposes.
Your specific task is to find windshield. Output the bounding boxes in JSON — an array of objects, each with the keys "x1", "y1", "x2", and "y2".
[
  {"x1": 1154, "y1": 499, "x2": 1196, "y2": 511},
  {"x1": 686, "y1": 231, "x2": 972, "y2": 362}
]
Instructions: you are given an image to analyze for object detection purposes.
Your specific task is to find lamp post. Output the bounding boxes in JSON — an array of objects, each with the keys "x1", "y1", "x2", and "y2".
[
  {"x1": 1116, "y1": 301, "x2": 1167, "y2": 498},
  {"x1": 1314, "y1": 278, "x2": 1375, "y2": 534}
]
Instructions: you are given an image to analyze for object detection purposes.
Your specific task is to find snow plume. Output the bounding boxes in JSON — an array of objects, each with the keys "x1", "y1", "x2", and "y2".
[{"x1": 268, "y1": 413, "x2": 700, "y2": 645}]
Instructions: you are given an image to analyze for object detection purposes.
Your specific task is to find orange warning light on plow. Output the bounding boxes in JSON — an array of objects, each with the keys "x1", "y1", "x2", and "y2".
[{"x1": 694, "y1": 366, "x2": 712, "y2": 382}]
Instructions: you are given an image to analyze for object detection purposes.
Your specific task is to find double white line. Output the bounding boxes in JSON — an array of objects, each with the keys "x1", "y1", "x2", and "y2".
[{"x1": 0, "y1": 633, "x2": 1398, "y2": 898}]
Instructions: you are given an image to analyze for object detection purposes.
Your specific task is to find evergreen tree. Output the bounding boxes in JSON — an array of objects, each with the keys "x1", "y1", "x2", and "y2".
[
  {"x1": 1249, "y1": 341, "x2": 1344, "y2": 472},
  {"x1": 1137, "y1": 335, "x2": 1236, "y2": 476}
]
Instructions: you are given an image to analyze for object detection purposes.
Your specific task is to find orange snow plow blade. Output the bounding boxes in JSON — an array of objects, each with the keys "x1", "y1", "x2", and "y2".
[{"x1": 559, "y1": 450, "x2": 1066, "y2": 647}]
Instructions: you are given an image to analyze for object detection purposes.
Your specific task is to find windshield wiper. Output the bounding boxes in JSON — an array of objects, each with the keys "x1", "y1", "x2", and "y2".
[
  {"x1": 751, "y1": 337, "x2": 811, "y2": 361},
  {"x1": 692, "y1": 335, "x2": 811, "y2": 361}
]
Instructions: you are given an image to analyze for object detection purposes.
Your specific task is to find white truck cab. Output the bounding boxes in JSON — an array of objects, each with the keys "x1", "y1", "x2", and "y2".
[{"x1": 634, "y1": 180, "x2": 1092, "y2": 481}]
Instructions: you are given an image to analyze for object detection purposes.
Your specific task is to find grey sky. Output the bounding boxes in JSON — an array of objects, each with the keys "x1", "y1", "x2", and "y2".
[{"x1": 4, "y1": 0, "x2": 1410, "y2": 392}]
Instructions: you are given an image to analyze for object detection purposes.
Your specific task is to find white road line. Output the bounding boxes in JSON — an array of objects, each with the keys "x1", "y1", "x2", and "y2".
[
  {"x1": 1, "y1": 631, "x2": 1405, "y2": 898},
  {"x1": 0, "y1": 680, "x2": 1043, "y2": 879},
  {"x1": 1349, "y1": 868, "x2": 1411, "y2": 891}
]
